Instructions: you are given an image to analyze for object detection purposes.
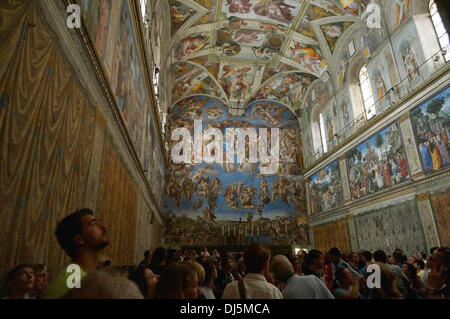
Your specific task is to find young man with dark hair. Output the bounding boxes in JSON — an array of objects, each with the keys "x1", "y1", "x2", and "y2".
[
  {"x1": 222, "y1": 244, "x2": 282, "y2": 299},
  {"x1": 43, "y1": 208, "x2": 110, "y2": 299},
  {"x1": 302, "y1": 249, "x2": 325, "y2": 279},
  {"x1": 139, "y1": 250, "x2": 152, "y2": 267},
  {"x1": 359, "y1": 251, "x2": 372, "y2": 275},
  {"x1": 328, "y1": 247, "x2": 360, "y2": 283}
]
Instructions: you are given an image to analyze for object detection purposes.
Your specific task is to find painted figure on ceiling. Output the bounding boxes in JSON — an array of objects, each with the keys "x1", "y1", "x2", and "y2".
[
  {"x1": 178, "y1": 33, "x2": 209, "y2": 60},
  {"x1": 394, "y1": 0, "x2": 410, "y2": 29},
  {"x1": 336, "y1": 0, "x2": 366, "y2": 16},
  {"x1": 289, "y1": 41, "x2": 324, "y2": 75},
  {"x1": 254, "y1": 0, "x2": 296, "y2": 24},
  {"x1": 226, "y1": 0, "x2": 252, "y2": 14},
  {"x1": 170, "y1": 4, "x2": 194, "y2": 25}
]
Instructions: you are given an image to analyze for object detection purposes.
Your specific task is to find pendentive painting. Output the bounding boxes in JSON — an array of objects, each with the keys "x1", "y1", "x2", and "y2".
[
  {"x1": 346, "y1": 122, "x2": 410, "y2": 200},
  {"x1": 410, "y1": 85, "x2": 450, "y2": 173}
]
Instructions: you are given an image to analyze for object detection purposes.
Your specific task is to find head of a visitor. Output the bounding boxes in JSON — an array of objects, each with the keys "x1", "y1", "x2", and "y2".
[
  {"x1": 328, "y1": 247, "x2": 341, "y2": 264},
  {"x1": 200, "y1": 259, "x2": 217, "y2": 288},
  {"x1": 6, "y1": 264, "x2": 35, "y2": 298},
  {"x1": 349, "y1": 252, "x2": 359, "y2": 264},
  {"x1": 335, "y1": 268, "x2": 353, "y2": 287},
  {"x1": 401, "y1": 263, "x2": 415, "y2": 280},
  {"x1": 222, "y1": 257, "x2": 233, "y2": 272},
  {"x1": 415, "y1": 259, "x2": 425, "y2": 272},
  {"x1": 362, "y1": 251, "x2": 372, "y2": 264},
  {"x1": 271, "y1": 255, "x2": 295, "y2": 283},
  {"x1": 32, "y1": 264, "x2": 49, "y2": 295},
  {"x1": 373, "y1": 250, "x2": 388, "y2": 264},
  {"x1": 305, "y1": 249, "x2": 324, "y2": 270},
  {"x1": 244, "y1": 244, "x2": 271, "y2": 275},
  {"x1": 154, "y1": 262, "x2": 200, "y2": 299},
  {"x1": 129, "y1": 265, "x2": 158, "y2": 298},
  {"x1": 429, "y1": 247, "x2": 450, "y2": 271},
  {"x1": 407, "y1": 256, "x2": 417, "y2": 265},
  {"x1": 55, "y1": 208, "x2": 109, "y2": 258},
  {"x1": 151, "y1": 247, "x2": 167, "y2": 266},
  {"x1": 144, "y1": 250, "x2": 151, "y2": 261},
  {"x1": 188, "y1": 262, "x2": 205, "y2": 288}
]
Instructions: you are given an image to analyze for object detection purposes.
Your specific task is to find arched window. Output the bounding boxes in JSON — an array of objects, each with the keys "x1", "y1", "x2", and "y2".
[
  {"x1": 359, "y1": 65, "x2": 376, "y2": 120},
  {"x1": 319, "y1": 113, "x2": 328, "y2": 153},
  {"x1": 429, "y1": 0, "x2": 450, "y2": 62}
]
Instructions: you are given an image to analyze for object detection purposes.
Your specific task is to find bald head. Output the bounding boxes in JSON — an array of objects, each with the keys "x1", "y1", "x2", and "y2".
[{"x1": 271, "y1": 255, "x2": 294, "y2": 283}]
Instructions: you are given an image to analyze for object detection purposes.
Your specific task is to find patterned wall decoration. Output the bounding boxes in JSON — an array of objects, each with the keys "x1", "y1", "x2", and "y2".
[
  {"x1": 163, "y1": 96, "x2": 308, "y2": 246},
  {"x1": 430, "y1": 191, "x2": 450, "y2": 247},
  {"x1": 313, "y1": 220, "x2": 351, "y2": 254},
  {"x1": 410, "y1": 86, "x2": 450, "y2": 173},
  {"x1": 354, "y1": 199, "x2": 427, "y2": 257},
  {"x1": 0, "y1": 0, "x2": 97, "y2": 275},
  {"x1": 308, "y1": 160, "x2": 344, "y2": 215},
  {"x1": 96, "y1": 137, "x2": 139, "y2": 266},
  {"x1": 346, "y1": 122, "x2": 410, "y2": 200}
]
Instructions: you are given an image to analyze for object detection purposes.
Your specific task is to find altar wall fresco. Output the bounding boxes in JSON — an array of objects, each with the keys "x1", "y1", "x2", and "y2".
[{"x1": 163, "y1": 96, "x2": 308, "y2": 246}]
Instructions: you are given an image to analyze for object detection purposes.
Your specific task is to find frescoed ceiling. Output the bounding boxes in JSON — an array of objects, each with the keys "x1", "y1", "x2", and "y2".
[{"x1": 159, "y1": 0, "x2": 377, "y2": 116}]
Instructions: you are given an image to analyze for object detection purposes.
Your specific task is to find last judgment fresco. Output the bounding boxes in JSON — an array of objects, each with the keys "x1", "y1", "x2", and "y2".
[{"x1": 163, "y1": 96, "x2": 308, "y2": 246}]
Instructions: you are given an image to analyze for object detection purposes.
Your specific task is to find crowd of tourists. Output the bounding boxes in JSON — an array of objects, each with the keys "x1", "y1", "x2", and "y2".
[{"x1": 1, "y1": 209, "x2": 449, "y2": 299}]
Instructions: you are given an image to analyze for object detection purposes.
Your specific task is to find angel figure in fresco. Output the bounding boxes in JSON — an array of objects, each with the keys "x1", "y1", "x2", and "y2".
[
  {"x1": 394, "y1": 0, "x2": 410, "y2": 29},
  {"x1": 170, "y1": 5, "x2": 194, "y2": 25},
  {"x1": 226, "y1": 0, "x2": 252, "y2": 14},
  {"x1": 254, "y1": 0, "x2": 296, "y2": 24}
]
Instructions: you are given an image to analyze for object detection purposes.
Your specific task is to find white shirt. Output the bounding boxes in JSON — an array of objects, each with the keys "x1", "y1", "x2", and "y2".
[
  {"x1": 282, "y1": 275, "x2": 335, "y2": 299},
  {"x1": 222, "y1": 273, "x2": 283, "y2": 299},
  {"x1": 199, "y1": 286, "x2": 216, "y2": 299}
]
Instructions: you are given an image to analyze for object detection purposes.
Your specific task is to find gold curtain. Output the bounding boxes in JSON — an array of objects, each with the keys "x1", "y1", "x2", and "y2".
[
  {"x1": 0, "y1": 0, "x2": 97, "y2": 274},
  {"x1": 431, "y1": 191, "x2": 450, "y2": 247},
  {"x1": 96, "y1": 137, "x2": 139, "y2": 266},
  {"x1": 313, "y1": 220, "x2": 351, "y2": 254}
]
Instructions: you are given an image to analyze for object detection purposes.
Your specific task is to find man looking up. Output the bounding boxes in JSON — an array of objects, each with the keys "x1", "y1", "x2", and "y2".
[{"x1": 43, "y1": 208, "x2": 110, "y2": 298}]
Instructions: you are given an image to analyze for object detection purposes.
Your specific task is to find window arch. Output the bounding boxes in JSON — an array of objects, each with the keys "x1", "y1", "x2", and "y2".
[
  {"x1": 359, "y1": 65, "x2": 376, "y2": 120},
  {"x1": 429, "y1": 0, "x2": 450, "y2": 62}
]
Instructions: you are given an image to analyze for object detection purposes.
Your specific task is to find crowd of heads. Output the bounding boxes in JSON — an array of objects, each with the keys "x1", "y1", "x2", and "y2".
[{"x1": 1, "y1": 208, "x2": 449, "y2": 299}]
